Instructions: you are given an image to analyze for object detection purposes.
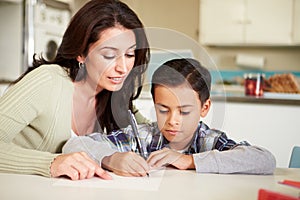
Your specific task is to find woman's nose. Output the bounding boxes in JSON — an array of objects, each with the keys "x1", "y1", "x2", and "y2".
[{"x1": 115, "y1": 55, "x2": 128, "y2": 74}]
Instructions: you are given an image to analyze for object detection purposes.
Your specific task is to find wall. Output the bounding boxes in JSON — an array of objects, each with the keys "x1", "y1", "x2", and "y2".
[
  {"x1": 67, "y1": 0, "x2": 86, "y2": 14},
  {"x1": 122, "y1": 0, "x2": 199, "y2": 42},
  {"x1": 122, "y1": 0, "x2": 203, "y2": 63}
]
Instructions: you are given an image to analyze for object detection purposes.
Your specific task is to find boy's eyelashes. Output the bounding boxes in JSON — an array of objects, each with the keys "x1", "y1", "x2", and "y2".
[
  {"x1": 180, "y1": 111, "x2": 190, "y2": 115},
  {"x1": 158, "y1": 109, "x2": 191, "y2": 115},
  {"x1": 158, "y1": 109, "x2": 168, "y2": 114}
]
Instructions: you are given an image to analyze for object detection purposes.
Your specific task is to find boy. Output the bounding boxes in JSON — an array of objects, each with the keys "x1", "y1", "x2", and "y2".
[{"x1": 63, "y1": 58, "x2": 276, "y2": 177}]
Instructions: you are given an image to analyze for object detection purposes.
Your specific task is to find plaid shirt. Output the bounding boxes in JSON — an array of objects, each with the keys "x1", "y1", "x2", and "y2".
[{"x1": 88, "y1": 121, "x2": 250, "y2": 155}]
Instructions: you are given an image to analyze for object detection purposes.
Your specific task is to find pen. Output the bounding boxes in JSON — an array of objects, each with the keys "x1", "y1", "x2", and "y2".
[
  {"x1": 128, "y1": 110, "x2": 149, "y2": 177},
  {"x1": 128, "y1": 110, "x2": 146, "y2": 159}
]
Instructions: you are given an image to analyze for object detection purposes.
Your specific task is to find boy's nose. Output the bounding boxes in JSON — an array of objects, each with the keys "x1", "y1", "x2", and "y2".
[{"x1": 167, "y1": 111, "x2": 181, "y2": 126}]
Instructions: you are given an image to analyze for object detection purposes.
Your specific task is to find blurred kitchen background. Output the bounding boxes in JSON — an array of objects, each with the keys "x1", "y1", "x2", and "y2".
[
  {"x1": 1, "y1": 0, "x2": 300, "y2": 82},
  {"x1": 0, "y1": 0, "x2": 300, "y2": 167}
]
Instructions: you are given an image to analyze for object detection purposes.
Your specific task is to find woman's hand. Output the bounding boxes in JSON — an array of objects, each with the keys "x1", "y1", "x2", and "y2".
[
  {"x1": 50, "y1": 152, "x2": 112, "y2": 180},
  {"x1": 147, "y1": 148, "x2": 195, "y2": 170},
  {"x1": 102, "y1": 152, "x2": 149, "y2": 177}
]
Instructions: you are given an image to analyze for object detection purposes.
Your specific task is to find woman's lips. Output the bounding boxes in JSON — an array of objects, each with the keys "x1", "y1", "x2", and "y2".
[{"x1": 108, "y1": 76, "x2": 124, "y2": 84}]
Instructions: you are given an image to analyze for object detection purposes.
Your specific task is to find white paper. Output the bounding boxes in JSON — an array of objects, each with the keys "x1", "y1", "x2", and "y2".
[{"x1": 53, "y1": 168, "x2": 165, "y2": 191}]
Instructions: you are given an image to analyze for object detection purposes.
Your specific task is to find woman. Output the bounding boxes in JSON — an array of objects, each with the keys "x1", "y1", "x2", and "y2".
[{"x1": 0, "y1": 0, "x2": 150, "y2": 180}]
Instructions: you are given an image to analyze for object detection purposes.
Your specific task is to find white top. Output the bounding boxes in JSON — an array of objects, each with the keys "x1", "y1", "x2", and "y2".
[{"x1": 71, "y1": 129, "x2": 77, "y2": 138}]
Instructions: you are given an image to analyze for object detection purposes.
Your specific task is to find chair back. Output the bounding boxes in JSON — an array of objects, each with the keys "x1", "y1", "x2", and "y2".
[{"x1": 289, "y1": 146, "x2": 300, "y2": 168}]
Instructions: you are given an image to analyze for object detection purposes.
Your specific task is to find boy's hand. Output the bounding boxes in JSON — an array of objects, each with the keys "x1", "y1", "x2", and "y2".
[
  {"x1": 147, "y1": 148, "x2": 195, "y2": 170},
  {"x1": 102, "y1": 152, "x2": 150, "y2": 177}
]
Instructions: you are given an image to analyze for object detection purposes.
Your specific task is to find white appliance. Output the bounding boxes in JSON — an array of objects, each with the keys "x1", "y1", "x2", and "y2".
[
  {"x1": 0, "y1": 0, "x2": 23, "y2": 81},
  {"x1": 0, "y1": 0, "x2": 70, "y2": 82},
  {"x1": 33, "y1": 1, "x2": 70, "y2": 62}
]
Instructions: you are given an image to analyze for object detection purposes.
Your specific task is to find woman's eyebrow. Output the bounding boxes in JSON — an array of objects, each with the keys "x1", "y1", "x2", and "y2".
[
  {"x1": 99, "y1": 44, "x2": 137, "y2": 51},
  {"x1": 99, "y1": 46, "x2": 117, "y2": 51},
  {"x1": 128, "y1": 44, "x2": 137, "y2": 49}
]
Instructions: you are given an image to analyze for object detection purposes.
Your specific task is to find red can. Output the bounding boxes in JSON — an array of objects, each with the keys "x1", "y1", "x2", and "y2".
[{"x1": 244, "y1": 73, "x2": 264, "y2": 96}]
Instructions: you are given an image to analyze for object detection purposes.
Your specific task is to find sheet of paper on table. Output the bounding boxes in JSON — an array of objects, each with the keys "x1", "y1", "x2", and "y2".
[{"x1": 53, "y1": 168, "x2": 165, "y2": 191}]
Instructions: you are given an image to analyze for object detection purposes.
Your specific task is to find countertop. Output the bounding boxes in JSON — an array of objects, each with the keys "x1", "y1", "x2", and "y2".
[
  {"x1": 211, "y1": 92, "x2": 300, "y2": 105},
  {"x1": 139, "y1": 85, "x2": 300, "y2": 106},
  {"x1": 211, "y1": 84, "x2": 300, "y2": 105}
]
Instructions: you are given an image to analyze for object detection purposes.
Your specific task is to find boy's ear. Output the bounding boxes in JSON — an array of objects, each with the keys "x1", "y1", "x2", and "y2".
[{"x1": 200, "y1": 99, "x2": 211, "y2": 118}]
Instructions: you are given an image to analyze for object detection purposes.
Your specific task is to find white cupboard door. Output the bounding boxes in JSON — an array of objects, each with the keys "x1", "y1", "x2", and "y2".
[
  {"x1": 246, "y1": 0, "x2": 293, "y2": 44},
  {"x1": 293, "y1": 0, "x2": 300, "y2": 43},
  {"x1": 199, "y1": 0, "x2": 244, "y2": 45}
]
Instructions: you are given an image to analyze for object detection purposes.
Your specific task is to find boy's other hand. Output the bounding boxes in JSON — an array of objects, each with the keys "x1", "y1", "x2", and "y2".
[{"x1": 147, "y1": 148, "x2": 195, "y2": 170}]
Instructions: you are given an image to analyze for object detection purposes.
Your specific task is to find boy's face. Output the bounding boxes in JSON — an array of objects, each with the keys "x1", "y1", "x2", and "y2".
[{"x1": 153, "y1": 83, "x2": 210, "y2": 150}]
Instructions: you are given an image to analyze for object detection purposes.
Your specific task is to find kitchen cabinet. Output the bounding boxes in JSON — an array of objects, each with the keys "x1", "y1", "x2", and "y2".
[
  {"x1": 199, "y1": 0, "x2": 300, "y2": 46},
  {"x1": 206, "y1": 101, "x2": 300, "y2": 168}
]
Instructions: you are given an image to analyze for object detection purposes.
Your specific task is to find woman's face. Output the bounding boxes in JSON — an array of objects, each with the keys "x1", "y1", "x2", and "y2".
[
  {"x1": 78, "y1": 26, "x2": 136, "y2": 92},
  {"x1": 154, "y1": 83, "x2": 210, "y2": 150}
]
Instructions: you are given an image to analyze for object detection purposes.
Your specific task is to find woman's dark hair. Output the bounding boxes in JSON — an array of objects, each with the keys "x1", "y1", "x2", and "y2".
[
  {"x1": 15, "y1": 0, "x2": 150, "y2": 133},
  {"x1": 151, "y1": 58, "x2": 211, "y2": 104}
]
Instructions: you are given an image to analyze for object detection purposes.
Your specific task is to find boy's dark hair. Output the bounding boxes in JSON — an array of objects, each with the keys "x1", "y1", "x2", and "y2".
[{"x1": 151, "y1": 58, "x2": 211, "y2": 104}]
